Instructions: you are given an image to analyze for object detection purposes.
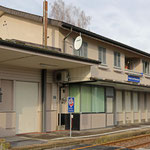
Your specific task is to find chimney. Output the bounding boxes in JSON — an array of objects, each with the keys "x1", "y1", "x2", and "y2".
[{"x1": 43, "y1": 0, "x2": 48, "y2": 47}]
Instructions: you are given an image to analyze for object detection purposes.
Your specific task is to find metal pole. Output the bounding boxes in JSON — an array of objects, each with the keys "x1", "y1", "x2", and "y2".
[
  {"x1": 70, "y1": 112, "x2": 72, "y2": 137},
  {"x1": 43, "y1": 0, "x2": 48, "y2": 47},
  {"x1": 59, "y1": 100, "x2": 62, "y2": 129}
]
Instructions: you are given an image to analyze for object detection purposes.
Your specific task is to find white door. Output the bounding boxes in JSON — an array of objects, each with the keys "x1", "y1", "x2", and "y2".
[{"x1": 15, "y1": 81, "x2": 39, "y2": 134}]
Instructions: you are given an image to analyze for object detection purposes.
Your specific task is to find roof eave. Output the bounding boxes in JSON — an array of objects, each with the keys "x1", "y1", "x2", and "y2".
[
  {"x1": 61, "y1": 23, "x2": 150, "y2": 58},
  {"x1": 0, "y1": 39, "x2": 101, "y2": 65}
]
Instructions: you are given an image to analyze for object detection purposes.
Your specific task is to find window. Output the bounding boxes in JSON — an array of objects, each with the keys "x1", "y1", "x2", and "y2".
[
  {"x1": 125, "y1": 57, "x2": 134, "y2": 70},
  {"x1": 114, "y1": 52, "x2": 121, "y2": 67},
  {"x1": 74, "y1": 41, "x2": 88, "y2": 58},
  {"x1": 81, "y1": 86, "x2": 92, "y2": 112},
  {"x1": 92, "y1": 87, "x2": 105, "y2": 112},
  {"x1": 69, "y1": 85, "x2": 80, "y2": 113},
  {"x1": 69, "y1": 85, "x2": 105, "y2": 113},
  {"x1": 143, "y1": 60, "x2": 149, "y2": 74},
  {"x1": 98, "y1": 46, "x2": 106, "y2": 64}
]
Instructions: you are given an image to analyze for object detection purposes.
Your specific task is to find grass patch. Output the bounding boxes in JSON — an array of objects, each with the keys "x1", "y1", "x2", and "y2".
[
  {"x1": 95, "y1": 129, "x2": 150, "y2": 144},
  {"x1": 0, "y1": 139, "x2": 11, "y2": 150}
]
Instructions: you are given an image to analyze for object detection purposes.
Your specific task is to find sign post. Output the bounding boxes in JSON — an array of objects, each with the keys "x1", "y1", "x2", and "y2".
[{"x1": 68, "y1": 97, "x2": 74, "y2": 137}]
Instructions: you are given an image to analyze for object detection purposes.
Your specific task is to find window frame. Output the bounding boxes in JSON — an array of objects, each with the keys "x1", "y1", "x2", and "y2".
[
  {"x1": 143, "y1": 60, "x2": 150, "y2": 74},
  {"x1": 98, "y1": 46, "x2": 106, "y2": 64},
  {"x1": 114, "y1": 51, "x2": 121, "y2": 68},
  {"x1": 69, "y1": 84, "x2": 106, "y2": 113}
]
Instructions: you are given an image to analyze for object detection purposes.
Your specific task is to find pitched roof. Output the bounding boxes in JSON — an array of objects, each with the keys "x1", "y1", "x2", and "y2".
[{"x1": 0, "y1": 5, "x2": 150, "y2": 58}]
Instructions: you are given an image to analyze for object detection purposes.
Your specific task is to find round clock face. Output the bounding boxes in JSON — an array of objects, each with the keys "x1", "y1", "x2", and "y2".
[{"x1": 74, "y1": 36, "x2": 83, "y2": 50}]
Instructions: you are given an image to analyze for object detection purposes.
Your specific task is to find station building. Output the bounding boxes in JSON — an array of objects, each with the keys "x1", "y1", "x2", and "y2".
[{"x1": 1, "y1": 6, "x2": 150, "y2": 137}]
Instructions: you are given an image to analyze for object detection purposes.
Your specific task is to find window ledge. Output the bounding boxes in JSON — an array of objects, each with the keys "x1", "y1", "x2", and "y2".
[
  {"x1": 98, "y1": 64, "x2": 109, "y2": 70},
  {"x1": 113, "y1": 67, "x2": 122, "y2": 73},
  {"x1": 125, "y1": 69, "x2": 143, "y2": 77}
]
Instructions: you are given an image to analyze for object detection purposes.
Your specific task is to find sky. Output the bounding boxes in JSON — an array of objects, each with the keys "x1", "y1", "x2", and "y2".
[{"x1": 1, "y1": 0, "x2": 150, "y2": 53}]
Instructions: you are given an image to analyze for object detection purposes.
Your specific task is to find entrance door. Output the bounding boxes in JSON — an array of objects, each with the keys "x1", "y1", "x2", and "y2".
[{"x1": 15, "y1": 81, "x2": 39, "y2": 134}]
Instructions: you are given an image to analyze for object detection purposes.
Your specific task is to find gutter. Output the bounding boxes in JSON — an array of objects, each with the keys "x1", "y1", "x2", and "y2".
[
  {"x1": 90, "y1": 77, "x2": 150, "y2": 89},
  {"x1": 62, "y1": 23, "x2": 150, "y2": 58}
]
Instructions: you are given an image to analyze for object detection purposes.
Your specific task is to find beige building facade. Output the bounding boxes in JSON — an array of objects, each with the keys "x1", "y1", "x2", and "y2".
[{"x1": 0, "y1": 6, "x2": 150, "y2": 137}]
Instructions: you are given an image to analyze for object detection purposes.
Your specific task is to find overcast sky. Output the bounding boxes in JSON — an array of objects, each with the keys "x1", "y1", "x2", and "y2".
[{"x1": 1, "y1": 0, "x2": 150, "y2": 53}]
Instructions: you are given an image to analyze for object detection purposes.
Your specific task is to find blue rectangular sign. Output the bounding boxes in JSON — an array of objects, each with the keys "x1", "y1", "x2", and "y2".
[
  {"x1": 128, "y1": 75, "x2": 140, "y2": 83},
  {"x1": 68, "y1": 97, "x2": 74, "y2": 113}
]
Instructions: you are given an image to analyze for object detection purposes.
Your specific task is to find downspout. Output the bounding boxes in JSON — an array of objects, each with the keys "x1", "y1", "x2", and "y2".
[
  {"x1": 59, "y1": 85, "x2": 63, "y2": 129},
  {"x1": 63, "y1": 27, "x2": 73, "y2": 53},
  {"x1": 41, "y1": 69, "x2": 47, "y2": 132}
]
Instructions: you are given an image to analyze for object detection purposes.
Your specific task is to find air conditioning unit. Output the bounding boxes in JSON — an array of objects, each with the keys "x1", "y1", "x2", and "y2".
[{"x1": 54, "y1": 71, "x2": 69, "y2": 82}]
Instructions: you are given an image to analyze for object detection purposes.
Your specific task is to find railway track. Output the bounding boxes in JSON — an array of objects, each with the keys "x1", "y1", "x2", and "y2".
[
  {"x1": 102, "y1": 133, "x2": 150, "y2": 150},
  {"x1": 73, "y1": 133, "x2": 150, "y2": 150}
]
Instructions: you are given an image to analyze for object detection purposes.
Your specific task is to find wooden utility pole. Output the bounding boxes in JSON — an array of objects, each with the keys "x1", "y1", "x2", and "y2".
[{"x1": 43, "y1": 0, "x2": 48, "y2": 47}]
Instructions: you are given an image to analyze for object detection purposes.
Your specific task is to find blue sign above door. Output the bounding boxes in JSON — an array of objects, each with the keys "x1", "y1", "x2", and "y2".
[{"x1": 128, "y1": 75, "x2": 140, "y2": 83}]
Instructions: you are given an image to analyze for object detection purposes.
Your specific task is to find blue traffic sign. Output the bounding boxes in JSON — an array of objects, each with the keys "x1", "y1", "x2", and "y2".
[{"x1": 68, "y1": 97, "x2": 74, "y2": 113}]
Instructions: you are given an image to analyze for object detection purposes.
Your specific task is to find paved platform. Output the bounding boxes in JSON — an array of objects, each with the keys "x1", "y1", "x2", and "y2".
[{"x1": 3, "y1": 123, "x2": 150, "y2": 149}]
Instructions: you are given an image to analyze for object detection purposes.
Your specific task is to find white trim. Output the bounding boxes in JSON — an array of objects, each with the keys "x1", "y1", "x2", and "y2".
[
  {"x1": 98, "y1": 64, "x2": 109, "y2": 70},
  {"x1": 113, "y1": 67, "x2": 123, "y2": 73}
]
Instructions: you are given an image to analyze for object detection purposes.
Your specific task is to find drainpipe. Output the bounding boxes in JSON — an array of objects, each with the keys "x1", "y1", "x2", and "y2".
[
  {"x1": 41, "y1": 69, "x2": 47, "y2": 132},
  {"x1": 59, "y1": 85, "x2": 63, "y2": 129},
  {"x1": 63, "y1": 27, "x2": 73, "y2": 53}
]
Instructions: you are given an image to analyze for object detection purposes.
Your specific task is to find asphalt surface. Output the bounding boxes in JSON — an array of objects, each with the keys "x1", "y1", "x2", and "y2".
[{"x1": 5, "y1": 136, "x2": 47, "y2": 148}]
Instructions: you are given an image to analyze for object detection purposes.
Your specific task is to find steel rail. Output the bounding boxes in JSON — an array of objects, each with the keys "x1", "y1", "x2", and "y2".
[
  {"x1": 115, "y1": 141, "x2": 150, "y2": 150},
  {"x1": 72, "y1": 133, "x2": 150, "y2": 150}
]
